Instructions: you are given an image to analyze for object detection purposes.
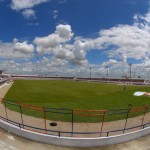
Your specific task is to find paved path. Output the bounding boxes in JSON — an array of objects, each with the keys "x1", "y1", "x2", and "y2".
[{"x1": 0, "y1": 82, "x2": 13, "y2": 98}]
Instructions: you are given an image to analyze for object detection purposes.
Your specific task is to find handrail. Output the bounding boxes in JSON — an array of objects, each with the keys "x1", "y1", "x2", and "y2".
[
  {"x1": 0, "y1": 98, "x2": 149, "y2": 138},
  {"x1": 0, "y1": 115, "x2": 149, "y2": 137}
]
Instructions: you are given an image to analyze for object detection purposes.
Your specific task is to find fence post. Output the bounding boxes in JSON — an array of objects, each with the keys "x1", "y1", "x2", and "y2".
[
  {"x1": 71, "y1": 110, "x2": 74, "y2": 137},
  {"x1": 3, "y1": 100, "x2": 8, "y2": 122},
  {"x1": 58, "y1": 131, "x2": 61, "y2": 137},
  {"x1": 107, "y1": 132, "x2": 109, "y2": 137},
  {"x1": 100, "y1": 112, "x2": 106, "y2": 137},
  {"x1": 19, "y1": 104, "x2": 24, "y2": 128},
  {"x1": 141, "y1": 106, "x2": 148, "y2": 129},
  {"x1": 43, "y1": 107, "x2": 47, "y2": 134},
  {"x1": 123, "y1": 109, "x2": 130, "y2": 133}
]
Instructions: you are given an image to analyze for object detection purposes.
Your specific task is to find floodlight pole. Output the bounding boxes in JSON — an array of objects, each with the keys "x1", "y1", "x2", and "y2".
[
  {"x1": 129, "y1": 63, "x2": 132, "y2": 78},
  {"x1": 106, "y1": 66, "x2": 109, "y2": 78},
  {"x1": 90, "y1": 67, "x2": 92, "y2": 78}
]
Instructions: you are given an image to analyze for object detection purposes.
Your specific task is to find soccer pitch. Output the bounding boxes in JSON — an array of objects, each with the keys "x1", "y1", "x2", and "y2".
[{"x1": 4, "y1": 79, "x2": 150, "y2": 122}]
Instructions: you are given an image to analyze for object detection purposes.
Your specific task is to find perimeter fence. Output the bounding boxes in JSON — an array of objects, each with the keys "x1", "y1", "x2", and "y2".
[{"x1": 0, "y1": 98, "x2": 149, "y2": 138}]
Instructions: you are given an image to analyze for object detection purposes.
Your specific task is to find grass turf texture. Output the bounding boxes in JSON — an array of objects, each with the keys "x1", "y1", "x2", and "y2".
[{"x1": 4, "y1": 80, "x2": 150, "y2": 122}]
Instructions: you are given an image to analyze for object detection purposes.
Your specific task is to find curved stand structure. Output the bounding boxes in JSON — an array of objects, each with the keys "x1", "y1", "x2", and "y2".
[{"x1": 0, "y1": 118, "x2": 149, "y2": 147}]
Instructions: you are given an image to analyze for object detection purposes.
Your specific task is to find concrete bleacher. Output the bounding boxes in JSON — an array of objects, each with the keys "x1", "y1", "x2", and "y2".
[
  {"x1": 0, "y1": 74, "x2": 11, "y2": 86},
  {"x1": 10, "y1": 74, "x2": 147, "y2": 86},
  {"x1": 75, "y1": 77, "x2": 145, "y2": 85}
]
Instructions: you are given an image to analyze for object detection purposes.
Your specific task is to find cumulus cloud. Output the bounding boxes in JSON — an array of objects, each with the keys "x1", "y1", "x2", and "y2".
[
  {"x1": 74, "y1": 40, "x2": 94, "y2": 52},
  {"x1": 14, "y1": 42, "x2": 34, "y2": 54},
  {"x1": 10, "y1": 0, "x2": 50, "y2": 19},
  {"x1": 121, "y1": 54, "x2": 127, "y2": 64},
  {"x1": 69, "y1": 40, "x2": 94, "y2": 65},
  {"x1": 34, "y1": 24, "x2": 74, "y2": 55},
  {"x1": 0, "y1": 40, "x2": 34, "y2": 59},
  {"x1": 54, "y1": 45, "x2": 74, "y2": 60},
  {"x1": 101, "y1": 59, "x2": 118, "y2": 68},
  {"x1": 10, "y1": 0, "x2": 50, "y2": 10},
  {"x1": 22, "y1": 9, "x2": 36, "y2": 19},
  {"x1": 0, "y1": 42, "x2": 16, "y2": 58},
  {"x1": 34, "y1": 24, "x2": 93, "y2": 65},
  {"x1": 50, "y1": 57, "x2": 68, "y2": 66},
  {"x1": 34, "y1": 34, "x2": 60, "y2": 54},
  {"x1": 55, "y1": 24, "x2": 74, "y2": 41},
  {"x1": 33, "y1": 13, "x2": 150, "y2": 67},
  {"x1": 4, "y1": 4, "x2": 150, "y2": 77},
  {"x1": 134, "y1": 10, "x2": 150, "y2": 25},
  {"x1": 92, "y1": 12, "x2": 150, "y2": 63},
  {"x1": 42, "y1": 56, "x2": 49, "y2": 63},
  {"x1": 0, "y1": 61, "x2": 18, "y2": 73}
]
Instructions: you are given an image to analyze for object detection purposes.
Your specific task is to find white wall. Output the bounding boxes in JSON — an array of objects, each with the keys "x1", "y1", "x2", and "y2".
[{"x1": 0, "y1": 119, "x2": 149, "y2": 148}]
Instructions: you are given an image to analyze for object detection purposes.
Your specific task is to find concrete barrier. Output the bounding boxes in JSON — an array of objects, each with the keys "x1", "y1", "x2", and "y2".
[{"x1": 0, "y1": 119, "x2": 149, "y2": 148}]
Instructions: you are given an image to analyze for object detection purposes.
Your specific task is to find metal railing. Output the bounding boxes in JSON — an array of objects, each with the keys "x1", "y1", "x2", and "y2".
[{"x1": 0, "y1": 98, "x2": 149, "y2": 138}]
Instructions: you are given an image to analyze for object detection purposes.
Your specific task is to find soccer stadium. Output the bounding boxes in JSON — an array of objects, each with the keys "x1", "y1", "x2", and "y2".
[
  {"x1": 0, "y1": 0, "x2": 150, "y2": 149},
  {"x1": 0, "y1": 72, "x2": 150, "y2": 147}
]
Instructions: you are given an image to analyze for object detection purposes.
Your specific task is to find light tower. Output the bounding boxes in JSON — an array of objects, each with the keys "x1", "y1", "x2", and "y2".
[
  {"x1": 128, "y1": 63, "x2": 132, "y2": 78},
  {"x1": 89, "y1": 67, "x2": 92, "y2": 78},
  {"x1": 106, "y1": 65, "x2": 109, "y2": 78}
]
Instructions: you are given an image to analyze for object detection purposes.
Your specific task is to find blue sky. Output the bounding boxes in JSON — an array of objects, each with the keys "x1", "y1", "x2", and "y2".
[{"x1": 0, "y1": 0, "x2": 150, "y2": 78}]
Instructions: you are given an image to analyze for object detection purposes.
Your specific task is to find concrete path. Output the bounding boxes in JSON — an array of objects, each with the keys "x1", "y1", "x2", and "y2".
[{"x1": 0, "y1": 82, "x2": 13, "y2": 98}]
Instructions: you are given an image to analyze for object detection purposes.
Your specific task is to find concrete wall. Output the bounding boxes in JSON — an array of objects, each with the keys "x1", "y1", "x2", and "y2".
[{"x1": 0, "y1": 119, "x2": 149, "y2": 148}]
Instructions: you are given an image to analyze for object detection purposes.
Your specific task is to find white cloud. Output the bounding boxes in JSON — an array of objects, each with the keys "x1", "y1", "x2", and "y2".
[
  {"x1": 134, "y1": 11, "x2": 150, "y2": 24},
  {"x1": 101, "y1": 59, "x2": 118, "y2": 67},
  {"x1": 74, "y1": 40, "x2": 94, "y2": 52},
  {"x1": 54, "y1": 45, "x2": 74, "y2": 60},
  {"x1": 55, "y1": 24, "x2": 74, "y2": 41},
  {"x1": 34, "y1": 24, "x2": 93, "y2": 65},
  {"x1": 70, "y1": 59, "x2": 88, "y2": 65},
  {"x1": 92, "y1": 14, "x2": 150, "y2": 62},
  {"x1": 10, "y1": 0, "x2": 50, "y2": 10},
  {"x1": 68, "y1": 40, "x2": 93, "y2": 64},
  {"x1": 10, "y1": 0, "x2": 50, "y2": 19},
  {"x1": 14, "y1": 42, "x2": 34, "y2": 54},
  {"x1": 42, "y1": 56, "x2": 49, "y2": 63},
  {"x1": 34, "y1": 33, "x2": 60, "y2": 54},
  {"x1": 50, "y1": 57, "x2": 68, "y2": 66},
  {"x1": 34, "y1": 24, "x2": 74, "y2": 55},
  {"x1": 0, "y1": 61, "x2": 18, "y2": 73},
  {"x1": 52, "y1": 10, "x2": 58, "y2": 19},
  {"x1": 0, "y1": 40, "x2": 34, "y2": 61},
  {"x1": 0, "y1": 42, "x2": 16, "y2": 59},
  {"x1": 22, "y1": 9, "x2": 36, "y2": 19},
  {"x1": 3, "y1": 5, "x2": 150, "y2": 77},
  {"x1": 121, "y1": 54, "x2": 127, "y2": 64}
]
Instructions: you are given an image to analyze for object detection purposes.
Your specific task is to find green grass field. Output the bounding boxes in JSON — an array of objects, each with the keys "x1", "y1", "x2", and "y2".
[{"x1": 4, "y1": 79, "x2": 150, "y2": 122}]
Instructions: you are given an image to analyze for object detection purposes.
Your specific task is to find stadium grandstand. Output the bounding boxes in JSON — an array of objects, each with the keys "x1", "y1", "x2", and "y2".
[
  {"x1": 0, "y1": 70, "x2": 12, "y2": 86},
  {"x1": 10, "y1": 74, "x2": 150, "y2": 86}
]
